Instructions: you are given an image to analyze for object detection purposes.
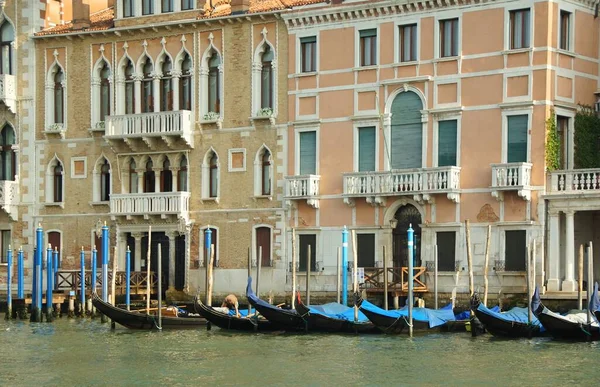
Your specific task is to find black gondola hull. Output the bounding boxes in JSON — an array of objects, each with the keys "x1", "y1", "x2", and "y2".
[
  {"x1": 474, "y1": 307, "x2": 542, "y2": 338},
  {"x1": 295, "y1": 300, "x2": 379, "y2": 334},
  {"x1": 537, "y1": 309, "x2": 600, "y2": 341},
  {"x1": 194, "y1": 297, "x2": 278, "y2": 332},
  {"x1": 359, "y1": 306, "x2": 431, "y2": 334}
]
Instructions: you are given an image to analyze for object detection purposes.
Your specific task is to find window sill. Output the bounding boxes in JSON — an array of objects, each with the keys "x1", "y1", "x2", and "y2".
[
  {"x1": 250, "y1": 115, "x2": 276, "y2": 125},
  {"x1": 45, "y1": 202, "x2": 64, "y2": 209},
  {"x1": 253, "y1": 195, "x2": 273, "y2": 201},
  {"x1": 556, "y1": 48, "x2": 576, "y2": 58},
  {"x1": 501, "y1": 48, "x2": 532, "y2": 55},
  {"x1": 89, "y1": 201, "x2": 109, "y2": 207},
  {"x1": 295, "y1": 71, "x2": 318, "y2": 78},
  {"x1": 199, "y1": 118, "x2": 223, "y2": 130},
  {"x1": 393, "y1": 60, "x2": 419, "y2": 67},
  {"x1": 200, "y1": 197, "x2": 220, "y2": 204},
  {"x1": 494, "y1": 271, "x2": 526, "y2": 276},
  {"x1": 433, "y1": 56, "x2": 459, "y2": 63},
  {"x1": 43, "y1": 127, "x2": 66, "y2": 139},
  {"x1": 88, "y1": 126, "x2": 105, "y2": 133},
  {"x1": 353, "y1": 65, "x2": 378, "y2": 72}
]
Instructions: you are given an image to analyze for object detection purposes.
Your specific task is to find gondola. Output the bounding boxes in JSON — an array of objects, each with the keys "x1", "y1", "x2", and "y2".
[
  {"x1": 92, "y1": 292, "x2": 206, "y2": 330},
  {"x1": 295, "y1": 292, "x2": 379, "y2": 334},
  {"x1": 246, "y1": 277, "x2": 306, "y2": 331},
  {"x1": 357, "y1": 297, "x2": 456, "y2": 334},
  {"x1": 472, "y1": 292, "x2": 544, "y2": 338},
  {"x1": 535, "y1": 284, "x2": 600, "y2": 341}
]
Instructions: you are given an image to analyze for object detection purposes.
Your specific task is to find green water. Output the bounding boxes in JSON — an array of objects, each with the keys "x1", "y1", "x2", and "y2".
[{"x1": 0, "y1": 318, "x2": 598, "y2": 386}]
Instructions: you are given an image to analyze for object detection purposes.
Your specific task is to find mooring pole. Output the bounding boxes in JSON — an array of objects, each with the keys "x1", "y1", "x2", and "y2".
[
  {"x1": 483, "y1": 225, "x2": 491, "y2": 307},
  {"x1": 257, "y1": 245, "x2": 262, "y2": 299},
  {"x1": 383, "y1": 245, "x2": 389, "y2": 310},
  {"x1": 17, "y1": 247, "x2": 23, "y2": 300},
  {"x1": 291, "y1": 228, "x2": 297, "y2": 309},
  {"x1": 80, "y1": 247, "x2": 85, "y2": 316},
  {"x1": 408, "y1": 224, "x2": 414, "y2": 337},
  {"x1": 587, "y1": 242, "x2": 593, "y2": 326},
  {"x1": 111, "y1": 246, "x2": 117, "y2": 307},
  {"x1": 578, "y1": 244, "x2": 584, "y2": 310},
  {"x1": 146, "y1": 226, "x2": 152, "y2": 315},
  {"x1": 53, "y1": 247, "x2": 59, "y2": 289},
  {"x1": 32, "y1": 224, "x2": 43, "y2": 322},
  {"x1": 6, "y1": 246, "x2": 12, "y2": 320},
  {"x1": 204, "y1": 227, "x2": 212, "y2": 305},
  {"x1": 306, "y1": 244, "x2": 311, "y2": 306},
  {"x1": 434, "y1": 244, "x2": 438, "y2": 310},
  {"x1": 247, "y1": 247, "x2": 252, "y2": 316},
  {"x1": 158, "y1": 243, "x2": 162, "y2": 330},
  {"x1": 91, "y1": 246, "x2": 97, "y2": 316},
  {"x1": 526, "y1": 241, "x2": 532, "y2": 324},
  {"x1": 207, "y1": 245, "x2": 214, "y2": 308},
  {"x1": 46, "y1": 244, "x2": 54, "y2": 322},
  {"x1": 125, "y1": 246, "x2": 131, "y2": 311},
  {"x1": 352, "y1": 230, "x2": 358, "y2": 323},
  {"x1": 342, "y1": 226, "x2": 349, "y2": 306},
  {"x1": 465, "y1": 220, "x2": 474, "y2": 298},
  {"x1": 101, "y1": 223, "x2": 109, "y2": 324},
  {"x1": 336, "y1": 247, "x2": 341, "y2": 304},
  {"x1": 32, "y1": 246, "x2": 37, "y2": 319}
]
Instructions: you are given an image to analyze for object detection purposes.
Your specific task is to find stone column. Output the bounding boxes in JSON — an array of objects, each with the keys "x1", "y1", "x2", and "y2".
[
  {"x1": 547, "y1": 210, "x2": 561, "y2": 292},
  {"x1": 136, "y1": 168, "x2": 145, "y2": 193},
  {"x1": 153, "y1": 167, "x2": 162, "y2": 193},
  {"x1": 133, "y1": 75, "x2": 142, "y2": 114},
  {"x1": 171, "y1": 167, "x2": 180, "y2": 192},
  {"x1": 153, "y1": 74, "x2": 161, "y2": 113},
  {"x1": 168, "y1": 231, "x2": 176, "y2": 290},
  {"x1": 563, "y1": 210, "x2": 576, "y2": 291},
  {"x1": 132, "y1": 232, "x2": 142, "y2": 272},
  {"x1": 171, "y1": 71, "x2": 181, "y2": 111}
]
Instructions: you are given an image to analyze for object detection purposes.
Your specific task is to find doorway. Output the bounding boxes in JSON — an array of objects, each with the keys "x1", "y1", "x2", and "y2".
[{"x1": 392, "y1": 204, "x2": 422, "y2": 267}]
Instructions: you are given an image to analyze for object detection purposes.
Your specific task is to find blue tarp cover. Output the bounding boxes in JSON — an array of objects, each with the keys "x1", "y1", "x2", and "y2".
[
  {"x1": 476, "y1": 302, "x2": 545, "y2": 332},
  {"x1": 305, "y1": 302, "x2": 370, "y2": 322},
  {"x1": 454, "y1": 305, "x2": 500, "y2": 321},
  {"x1": 360, "y1": 300, "x2": 455, "y2": 328}
]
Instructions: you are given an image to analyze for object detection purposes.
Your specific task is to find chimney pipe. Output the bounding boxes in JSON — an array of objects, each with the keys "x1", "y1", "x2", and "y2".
[
  {"x1": 230, "y1": 0, "x2": 250, "y2": 15},
  {"x1": 71, "y1": 0, "x2": 91, "y2": 30}
]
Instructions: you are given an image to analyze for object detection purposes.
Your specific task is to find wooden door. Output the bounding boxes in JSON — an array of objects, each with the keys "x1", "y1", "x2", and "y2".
[{"x1": 256, "y1": 227, "x2": 271, "y2": 267}]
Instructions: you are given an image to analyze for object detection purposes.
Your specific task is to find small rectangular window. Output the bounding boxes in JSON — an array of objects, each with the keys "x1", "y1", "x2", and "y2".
[
  {"x1": 360, "y1": 29, "x2": 377, "y2": 66},
  {"x1": 507, "y1": 115, "x2": 528, "y2": 163},
  {"x1": 436, "y1": 231, "x2": 456, "y2": 272},
  {"x1": 505, "y1": 230, "x2": 526, "y2": 271},
  {"x1": 142, "y1": 0, "x2": 154, "y2": 15},
  {"x1": 559, "y1": 10, "x2": 571, "y2": 51},
  {"x1": 439, "y1": 18, "x2": 459, "y2": 57},
  {"x1": 123, "y1": 0, "x2": 134, "y2": 17},
  {"x1": 299, "y1": 234, "x2": 316, "y2": 272},
  {"x1": 358, "y1": 126, "x2": 376, "y2": 172},
  {"x1": 0, "y1": 230, "x2": 10, "y2": 264},
  {"x1": 399, "y1": 24, "x2": 417, "y2": 62},
  {"x1": 300, "y1": 36, "x2": 317, "y2": 73},
  {"x1": 181, "y1": 0, "x2": 194, "y2": 10},
  {"x1": 162, "y1": 0, "x2": 173, "y2": 13},
  {"x1": 299, "y1": 131, "x2": 317, "y2": 175},
  {"x1": 510, "y1": 9, "x2": 530, "y2": 49},
  {"x1": 357, "y1": 234, "x2": 375, "y2": 268},
  {"x1": 556, "y1": 116, "x2": 570, "y2": 169},
  {"x1": 438, "y1": 120, "x2": 457, "y2": 167}
]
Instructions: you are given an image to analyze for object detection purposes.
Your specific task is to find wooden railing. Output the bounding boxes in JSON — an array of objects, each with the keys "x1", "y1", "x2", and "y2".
[
  {"x1": 55, "y1": 270, "x2": 158, "y2": 295},
  {"x1": 360, "y1": 267, "x2": 428, "y2": 293}
]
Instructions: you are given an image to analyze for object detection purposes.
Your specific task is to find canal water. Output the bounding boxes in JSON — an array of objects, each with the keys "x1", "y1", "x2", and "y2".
[{"x1": 1, "y1": 318, "x2": 598, "y2": 386}]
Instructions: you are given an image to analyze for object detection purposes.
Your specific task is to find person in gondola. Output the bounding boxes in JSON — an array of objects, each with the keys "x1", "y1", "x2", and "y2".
[{"x1": 222, "y1": 294, "x2": 240, "y2": 317}]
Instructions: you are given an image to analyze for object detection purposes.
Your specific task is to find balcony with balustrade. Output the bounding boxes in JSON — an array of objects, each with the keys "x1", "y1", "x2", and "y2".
[
  {"x1": 342, "y1": 166, "x2": 461, "y2": 206},
  {"x1": 284, "y1": 175, "x2": 320, "y2": 208},
  {"x1": 547, "y1": 168, "x2": 600, "y2": 197},
  {"x1": 0, "y1": 179, "x2": 19, "y2": 220},
  {"x1": 105, "y1": 110, "x2": 193, "y2": 152},
  {"x1": 490, "y1": 162, "x2": 532, "y2": 201},
  {"x1": 0, "y1": 74, "x2": 16, "y2": 114},
  {"x1": 109, "y1": 192, "x2": 190, "y2": 221}
]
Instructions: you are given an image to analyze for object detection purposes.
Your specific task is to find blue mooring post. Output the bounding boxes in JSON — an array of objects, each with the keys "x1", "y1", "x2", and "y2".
[
  {"x1": 31, "y1": 225, "x2": 43, "y2": 322},
  {"x1": 17, "y1": 247, "x2": 23, "y2": 299},
  {"x1": 53, "y1": 247, "x2": 59, "y2": 289},
  {"x1": 342, "y1": 226, "x2": 349, "y2": 306},
  {"x1": 31, "y1": 247, "x2": 37, "y2": 319},
  {"x1": 407, "y1": 224, "x2": 414, "y2": 337},
  {"x1": 46, "y1": 244, "x2": 54, "y2": 322},
  {"x1": 6, "y1": 246, "x2": 12, "y2": 320},
  {"x1": 204, "y1": 228, "x2": 212, "y2": 305},
  {"x1": 101, "y1": 223, "x2": 109, "y2": 303},
  {"x1": 126, "y1": 246, "x2": 131, "y2": 311},
  {"x1": 80, "y1": 247, "x2": 85, "y2": 316},
  {"x1": 91, "y1": 247, "x2": 97, "y2": 293}
]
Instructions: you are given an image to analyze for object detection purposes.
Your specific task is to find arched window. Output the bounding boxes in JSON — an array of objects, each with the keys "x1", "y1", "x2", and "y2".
[
  {"x1": 261, "y1": 45, "x2": 273, "y2": 109},
  {"x1": 99, "y1": 62, "x2": 111, "y2": 121},
  {"x1": 100, "y1": 158, "x2": 110, "y2": 201},
  {"x1": 54, "y1": 68, "x2": 65, "y2": 124},
  {"x1": 178, "y1": 156, "x2": 188, "y2": 191},
  {"x1": 141, "y1": 57, "x2": 153, "y2": 113},
  {"x1": 261, "y1": 149, "x2": 271, "y2": 195},
  {"x1": 124, "y1": 60, "x2": 135, "y2": 115},
  {"x1": 208, "y1": 52, "x2": 220, "y2": 114},
  {"x1": 129, "y1": 159, "x2": 138, "y2": 193},
  {"x1": 0, "y1": 125, "x2": 16, "y2": 181},
  {"x1": 390, "y1": 91, "x2": 424, "y2": 169},
  {"x1": 180, "y1": 53, "x2": 192, "y2": 111},
  {"x1": 0, "y1": 21, "x2": 14, "y2": 75},
  {"x1": 161, "y1": 158, "x2": 172, "y2": 192},
  {"x1": 209, "y1": 152, "x2": 218, "y2": 198},
  {"x1": 53, "y1": 162, "x2": 63, "y2": 202},
  {"x1": 144, "y1": 159, "x2": 155, "y2": 193},
  {"x1": 160, "y1": 57, "x2": 172, "y2": 111}
]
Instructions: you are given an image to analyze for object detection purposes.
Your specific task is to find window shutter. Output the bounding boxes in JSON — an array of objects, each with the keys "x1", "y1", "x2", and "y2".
[
  {"x1": 357, "y1": 234, "x2": 375, "y2": 267},
  {"x1": 390, "y1": 92, "x2": 423, "y2": 169},
  {"x1": 358, "y1": 126, "x2": 376, "y2": 172},
  {"x1": 436, "y1": 231, "x2": 456, "y2": 271},
  {"x1": 507, "y1": 115, "x2": 528, "y2": 163},
  {"x1": 438, "y1": 120, "x2": 457, "y2": 166},
  {"x1": 505, "y1": 230, "x2": 526, "y2": 271},
  {"x1": 299, "y1": 131, "x2": 317, "y2": 175},
  {"x1": 360, "y1": 29, "x2": 377, "y2": 38}
]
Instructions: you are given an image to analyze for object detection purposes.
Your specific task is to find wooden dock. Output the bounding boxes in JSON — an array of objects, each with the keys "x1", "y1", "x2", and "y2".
[{"x1": 360, "y1": 266, "x2": 428, "y2": 296}]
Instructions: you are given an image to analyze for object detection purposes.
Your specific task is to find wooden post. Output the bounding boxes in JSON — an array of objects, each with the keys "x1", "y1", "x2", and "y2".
[
  {"x1": 207, "y1": 245, "x2": 214, "y2": 307},
  {"x1": 306, "y1": 244, "x2": 311, "y2": 306},
  {"x1": 256, "y1": 246, "x2": 262, "y2": 299},
  {"x1": 146, "y1": 226, "x2": 152, "y2": 315},
  {"x1": 291, "y1": 228, "x2": 297, "y2": 309},
  {"x1": 587, "y1": 242, "x2": 593, "y2": 325},
  {"x1": 483, "y1": 225, "x2": 491, "y2": 307},
  {"x1": 111, "y1": 246, "x2": 117, "y2": 305},
  {"x1": 434, "y1": 245, "x2": 438, "y2": 310},
  {"x1": 578, "y1": 244, "x2": 584, "y2": 310},
  {"x1": 465, "y1": 220, "x2": 474, "y2": 297},
  {"x1": 383, "y1": 245, "x2": 389, "y2": 311},
  {"x1": 526, "y1": 240, "x2": 532, "y2": 324},
  {"x1": 5, "y1": 246, "x2": 12, "y2": 320},
  {"x1": 336, "y1": 247, "x2": 341, "y2": 304},
  {"x1": 352, "y1": 230, "x2": 358, "y2": 322},
  {"x1": 157, "y1": 243, "x2": 162, "y2": 330},
  {"x1": 247, "y1": 247, "x2": 252, "y2": 316}
]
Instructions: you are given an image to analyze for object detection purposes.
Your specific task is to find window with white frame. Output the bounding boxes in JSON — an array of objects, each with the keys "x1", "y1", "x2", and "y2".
[
  {"x1": 124, "y1": 59, "x2": 135, "y2": 114},
  {"x1": 91, "y1": 59, "x2": 111, "y2": 128},
  {"x1": 123, "y1": 0, "x2": 134, "y2": 17},
  {"x1": 141, "y1": 57, "x2": 154, "y2": 113},
  {"x1": 54, "y1": 68, "x2": 65, "y2": 124},
  {"x1": 208, "y1": 51, "x2": 221, "y2": 114},
  {"x1": 509, "y1": 9, "x2": 530, "y2": 49},
  {"x1": 99, "y1": 62, "x2": 111, "y2": 121},
  {"x1": 0, "y1": 125, "x2": 16, "y2": 181},
  {"x1": 437, "y1": 120, "x2": 458, "y2": 167},
  {"x1": 0, "y1": 21, "x2": 14, "y2": 75},
  {"x1": 92, "y1": 156, "x2": 111, "y2": 202},
  {"x1": 359, "y1": 29, "x2": 377, "y2": 66},
  {"x1": 46, "y1": 63, "x2": 66, "y2": 130},
  {"x1": 254, "y1": 146, "x2": 272, "y2": 197},
  {"x1": 358, "y1": 126, "x2": 376, "y2": 172},
  {"x1": 202, "y1": 149, "x2": 220, "y2": 199},
  {"x1": 0, "y1": 229, "x2": 10, "y2": 264},
  {"x1": 439, "y1": 18, "x2": 459, "y2": 57},
  {"x1": 160, "y1": 56, "x2": 173, "y2": 111},
  {"x1": 142, "y1": 0, "x2": 154, "y2": 15},
  {"x1": 129, "y1": 158, "x2": 138, "y2": 193},
  {"x1": 181, "y1": 0, "x2": 194, "y2": 10},
  {"x1": 399, "y1": 24, "x2": 417, "y2": 62},
  {"x1": 559, "y1": 10, "x2": 572, "y2": 51},
  {"x1": 299, "y1": 131, "x2": 317, "y2": 175},
  {"x1": 162, "y1": 0, "x2": 173, "y2": 13},
  {"x1": 179, "y1": 53, "x2": 192, "y2": 111},
  {"x1": 507, "y1": 115, "x2": 528, "y2": 162},
  {"x1": 178, "y1": 156, "x2": 188, "y2": 191},
  {"x1": 261, "y1": 45, "x2": 274, "y2": 110},
  {"x1": 46, "y1": 157, "x2": 64, "y2": 203},
  {"x1": 300, "y1": 36, "x2": 316, "y2": 72}
]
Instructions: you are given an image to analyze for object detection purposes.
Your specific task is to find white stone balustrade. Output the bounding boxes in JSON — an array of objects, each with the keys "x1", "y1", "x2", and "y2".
[
  {"x1": 490, "y1": 162, "x2": 532, "y2": 201},
  {"x1": 0, "y1": 180, "x2": 19, "y2": 220},
  {"x1": 0, "y1": 74, "x2": 16, "y2": 114},
  {"x1": 105, "y1": 110, "x2": 193, "y2": 146},
  {"x1": 110, "y1": 192, "x2": 190, "y2": 219},
  {"x1": 549, "y1": 169, "x2": 600, "y2": 193},
  {"x1": 284, "y1": 175, "x2": 320, "y2": 208},
  {"x1": 342, "y1": 166, "x2": 461, "y2": 203}
]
